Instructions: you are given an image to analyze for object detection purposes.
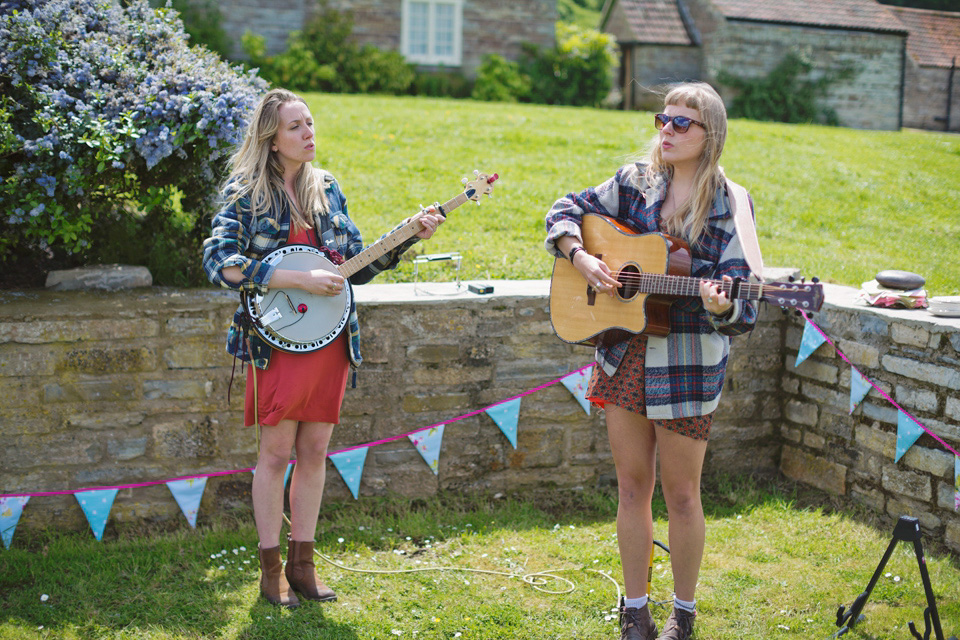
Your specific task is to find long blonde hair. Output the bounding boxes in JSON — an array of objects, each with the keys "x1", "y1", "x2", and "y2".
[
  {"x1": 222, "y1": 88, "x2": 328, "y2": 230},
  {"x1": 643, "y1": 82, "x2": 728, "y2": 245}
]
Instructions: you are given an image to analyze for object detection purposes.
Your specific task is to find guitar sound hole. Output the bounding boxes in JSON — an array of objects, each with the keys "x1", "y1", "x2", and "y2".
[{"x1": 617, "y1": 265, "x2": 641, "y2": 300}]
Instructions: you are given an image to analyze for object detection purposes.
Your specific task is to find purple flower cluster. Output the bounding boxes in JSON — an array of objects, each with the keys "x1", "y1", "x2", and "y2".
[{"x1": 0, "y1": 0, "x2": 267, "y2": 258}]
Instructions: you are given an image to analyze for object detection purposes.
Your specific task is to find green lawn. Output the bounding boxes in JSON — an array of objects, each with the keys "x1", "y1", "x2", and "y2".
[
  {"x1": 1, "y1": 479, "x2": 958, "y2": 639},
  {"x1": 304, "y1": 93, "x2": 960, "y2": 296}
]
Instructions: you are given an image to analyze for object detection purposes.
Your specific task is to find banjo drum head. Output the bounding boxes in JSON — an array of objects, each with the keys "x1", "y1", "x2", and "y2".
[{"x1": 246, "y1": 244, "x2": 352, "y2": 353}]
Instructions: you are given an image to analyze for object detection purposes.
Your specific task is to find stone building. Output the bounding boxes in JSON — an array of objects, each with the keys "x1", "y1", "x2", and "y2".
[
  {"x1": 215, "y1": 0, "x2": 556, "y2": 77},
  {"x1": 601, "y1": 0, "x2": 922, "y2": 131},
  {"x1": 888, "y1": 6, "x2": 960, "y2": 132}
]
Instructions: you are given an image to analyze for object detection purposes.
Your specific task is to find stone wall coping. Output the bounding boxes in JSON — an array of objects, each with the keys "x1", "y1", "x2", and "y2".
[{"x1": 820, "y1": 282, "x2": 960, "y2": 330}]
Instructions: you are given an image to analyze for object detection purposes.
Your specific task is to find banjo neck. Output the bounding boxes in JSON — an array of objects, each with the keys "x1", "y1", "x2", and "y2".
[{"x1": 337, "y1": 174, "x2": 497, "y2": 278}]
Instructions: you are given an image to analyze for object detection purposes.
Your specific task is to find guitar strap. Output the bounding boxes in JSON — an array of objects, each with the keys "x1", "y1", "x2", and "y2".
[{"x1": 725, "y1": 178, "x2": 764, "y2": 282}]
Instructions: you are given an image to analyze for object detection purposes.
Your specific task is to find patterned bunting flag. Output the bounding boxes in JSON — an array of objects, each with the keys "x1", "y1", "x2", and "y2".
[
  {"x1": 795, "y1": 320, "x2": 827, "y2": 367},
  {"x1": 849, "y1": 367, "x2": 872, "y2": 413},
  {"x1": 485, "y1": 398, "x2": 522, "y2": 448},
  {"x1": 895, "y1": 411, "x2": 926, "y2": 463},
  {"x1": 954, "y1": 457, "x2": 959, "y2": 512},
  {"x1": 75, "y1": 488, "x2": 119, "y2": 541},
  {"x1": 329, "y1": 448, "x2": 368, "y2": 500},
  {"x1": 408, "y1": 425, "x2": 445, "y2": 475},
  {"x1": 165, "y1": 477, "x2": 207, "y2": 528},
  {"x1": 561, "y1": 366, "x2": 593, "y2": 415},
  {"x1": 0, "y1": 496, "x2": 29, "y2": 549}
]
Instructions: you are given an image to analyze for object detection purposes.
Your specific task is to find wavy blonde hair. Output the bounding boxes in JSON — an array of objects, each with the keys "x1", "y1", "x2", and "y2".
[
  {"x1": 642, "y1": 82, "x2": 727, "y2": 245},
  {"x1": 222, "y1": 88, "x2": 328, "y2": 231}
]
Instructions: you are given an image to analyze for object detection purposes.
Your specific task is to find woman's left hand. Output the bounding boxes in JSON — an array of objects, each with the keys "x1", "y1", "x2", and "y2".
[
  {"x1": 412, "y1": 206, "x2": 444, "y2": 239},
  {"x1": 700, "y1": 275, "x2": 734, "y2": 316}
]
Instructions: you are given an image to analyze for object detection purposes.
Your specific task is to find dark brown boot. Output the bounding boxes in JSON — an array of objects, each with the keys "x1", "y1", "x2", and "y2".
[
  {"x1": 285, "y1": 538, "x2": 337, "y2": 602},
  {"x1": 619, "y1": 596, "x2": 657, "y2": 640},
  {"x1": 657, "y1": 608, "x2": 696, "y2": 640},
  {"x1": 258, "y1": 545, "x2": 300, "y2": 608}
]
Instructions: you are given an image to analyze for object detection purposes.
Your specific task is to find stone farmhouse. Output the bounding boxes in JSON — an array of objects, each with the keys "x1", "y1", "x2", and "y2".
[
  {"x1": 215, "y1": 0, "x2": 556, "y2": 77},
  {"x1": 600, "y1": 0, "x2": 960, "y2": 132}
]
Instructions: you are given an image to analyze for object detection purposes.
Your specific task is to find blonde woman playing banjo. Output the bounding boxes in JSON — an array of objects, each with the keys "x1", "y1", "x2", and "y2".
[{"x1": 202, "y1": 88, "x2": 444, "y2": 608}]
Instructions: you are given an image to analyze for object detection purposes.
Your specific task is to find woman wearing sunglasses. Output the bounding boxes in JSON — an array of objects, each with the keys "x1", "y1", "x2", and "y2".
[{"x1": 544, "y1": 82, "x2": 758, "y2": 640}]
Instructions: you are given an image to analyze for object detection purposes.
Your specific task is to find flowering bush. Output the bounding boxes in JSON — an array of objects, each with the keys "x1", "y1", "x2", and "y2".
[
  {"x1": 521, "y1": 22, "x2": 619, "y2": 108},
  {"x1": 0, "y1": 0, "x2": 267, "y2": 287}
]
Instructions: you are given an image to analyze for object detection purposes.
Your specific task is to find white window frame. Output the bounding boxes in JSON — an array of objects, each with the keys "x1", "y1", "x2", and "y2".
[{"x1": 401, "y1": 0, "x2": 463, "y2": 67}]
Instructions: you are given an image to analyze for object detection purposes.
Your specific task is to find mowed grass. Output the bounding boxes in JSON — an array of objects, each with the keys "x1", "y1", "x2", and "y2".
[
  {"x1": 303, "y1": 93, "x2": 960, "y2": 295},
  {"x1": 1, "y1": 479, "x2": 958, "y2": 639}
]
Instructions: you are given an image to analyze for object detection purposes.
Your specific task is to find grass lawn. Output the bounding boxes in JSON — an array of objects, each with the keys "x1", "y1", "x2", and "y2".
[
  {"x1": 303, "y1": 93, "x2": 960, "y2": 296},
  {"x1": 1, "y1": 478, "x2": 958, "y2": 639}
]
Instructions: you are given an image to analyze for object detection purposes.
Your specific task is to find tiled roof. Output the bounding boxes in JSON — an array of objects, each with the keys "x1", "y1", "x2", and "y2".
[
  {"x1": 710, "y1": 0, "x2": 907, "y2": 34},
  {"x1": 609, "y1": 0, "x2": 694, "y2": 45},
  {"x1": 888, "y1": 6, "x2": 960, "y2": 68}
]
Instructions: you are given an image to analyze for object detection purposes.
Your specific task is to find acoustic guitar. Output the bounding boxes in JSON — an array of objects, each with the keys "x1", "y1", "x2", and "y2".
[
  {"x1": 244, "y1": 171, "x2": 498, "y2": 353},
  {"x1": 549, "y1": 213, "x2": 824, "y2": 344}
]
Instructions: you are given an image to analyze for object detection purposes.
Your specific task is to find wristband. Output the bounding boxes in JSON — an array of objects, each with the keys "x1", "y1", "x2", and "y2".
[{"x1": 568, "y1": 245, "x2": 585, "y2": 263}]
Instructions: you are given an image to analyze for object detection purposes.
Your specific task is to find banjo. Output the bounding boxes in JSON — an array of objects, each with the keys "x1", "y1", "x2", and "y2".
[{"x1": 244, "y1": 171, "x2": 498, "y2": 353}]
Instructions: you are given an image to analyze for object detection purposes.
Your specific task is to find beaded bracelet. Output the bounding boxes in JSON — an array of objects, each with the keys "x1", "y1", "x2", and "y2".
[{"x1": 568, "y1": 245, "x2": 585, "y2": 263}]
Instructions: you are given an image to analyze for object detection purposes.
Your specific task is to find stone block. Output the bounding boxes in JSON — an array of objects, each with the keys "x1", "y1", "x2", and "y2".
[
  {"x1": 152, "y1": 417, "x2": 220, "y2": 459},
  {"x1": 0, "y1": 347, "x2": 58, "y2": 377},
  {"x1": 837, "y1": 339, "x2": 880, "y2": 368},
  {"x1": 936, "y1": 481, "x2": 958, "y2": 511},
  {"x1": 406, "y1": 344, "x2": 461, "y2": 364},
  {"x1": 885, "y1": 496, "x2": 940, "y2": 532},
  {"x1": 901, "y1": 446, "x2": 953, "y2": 478},
  {"x1": 850, "y1": 483, "x2": 886, "y2": 512},
  {"x1": 165, "y1": 315, "x2": 217, "y2": 336},
  {"x1": 891, "y1": 324, "x2": 930, "y2": 348},
  {"x1": 789, "y1": 355, "x2": 839, "y2": 384},
  {"x1": 780, "y1": 446, "x2": 846, "y2": 495},
  {"x1": 44, "y1": 379, "x2": 138, "y2": 403},
  {"x1": 855, "y1": 423, "x2": 896, "y2": 459},
  {"x1": 945, "y1": 396, "x2": 960, "y2": 421},
  {"x1": 803, "y1": 432, "x2": 826, "y2": 450},
  {"x1": 401, "y1": 392, "x2": 472, "y2": 414},
  {"x1": 162, "y1": 342, "x2": 226, "y2": 369},
  {"x1": 64, "y1": 347, "x2": 156, "y2": 374},
  {"x1": 882, "y1": 355, "x2": 960, "y2": 390},
  {"x1": 45, "y1": 264, "x2": 152, "y2": 290},
  {"x1": 785, "y1": 400, "x2": 818, "y2": 427},
  {"x1": 143, "y1": 379, "x2": 213, "y2": 400},
  {"x1": 107, "y1": 436, "x2": 149, "y2": 461},
  {"x1": 894, "y1": 385, "x2": 939, "y2": 413},
  {"x1": 881, "y1": 466, "x2": 931, "y2": 502},
  {"x1": 947, "y1": 520, "x2": 960, "y2": 555}
]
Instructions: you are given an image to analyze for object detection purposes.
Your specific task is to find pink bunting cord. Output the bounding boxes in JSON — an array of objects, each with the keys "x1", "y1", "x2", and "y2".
[
  {"x1": 800, "y1": 311, "x2": 960, "y2": 459},
  {"x1": 0, "y1": 363, "x2": 595, "y2": 500}
]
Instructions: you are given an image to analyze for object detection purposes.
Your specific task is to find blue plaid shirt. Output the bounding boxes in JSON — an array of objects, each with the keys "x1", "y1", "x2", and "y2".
[
  {"x1": 545, "y1": 162, "x2": 758, "y2": 419},
  {"x1": 202, "y1": 170, "x2": 420, "y2": 371}
]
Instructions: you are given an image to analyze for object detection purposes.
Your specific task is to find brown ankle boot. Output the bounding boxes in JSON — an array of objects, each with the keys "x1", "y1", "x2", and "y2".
[
  {"x1": 285, "y1": 538, "x2": 337, "y2": 602},
  {"x1": 258, "y1": 545, "x2": 300, "y2": 608}
]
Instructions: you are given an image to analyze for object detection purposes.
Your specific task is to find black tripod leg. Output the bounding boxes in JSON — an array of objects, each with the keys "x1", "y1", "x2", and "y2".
[
  {"x1": 835, "y1": 535, "x2": 898, "y2": 631},
  {"x1": 911, "y1": 537, "x2": 947, "y2": 640}
]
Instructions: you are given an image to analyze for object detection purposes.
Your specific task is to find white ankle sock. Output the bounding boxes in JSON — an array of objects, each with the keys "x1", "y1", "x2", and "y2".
[
  {"x1": 673, "y1": 596, "x2": 696, "y2": 613},
  {"x1": 624, "y1": 595, "x2": 648, "y2": 609}
]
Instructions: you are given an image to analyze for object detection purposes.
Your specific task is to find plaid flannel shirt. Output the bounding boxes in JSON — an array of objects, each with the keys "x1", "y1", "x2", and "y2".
[
  {"x1": 202, "y1": 170, "x2": 420, "y2": 371},
  {"x1": 545, "y1": 162, "x2": 758, "y2": 419}
]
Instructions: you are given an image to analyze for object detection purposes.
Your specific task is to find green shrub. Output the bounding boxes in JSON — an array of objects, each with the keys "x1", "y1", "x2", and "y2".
[
  {"x1": 411, "y1": 70, "x2": 473, "y2": 99},
  {"x1": 718, "y1": 53, "x2": 855, "y2": 125},
  {"x1": 153, "y1": 0, "x2": 232, "y2": 59},
  {"x1": 245, "y1": 0, "x2": 414, "y2": 95},
  {"x1": 471, "y1": 55, "x2": 531, "y2": 102},
  {"x1": 520, "y1": 22, "x2": 618, "y2": 107}
]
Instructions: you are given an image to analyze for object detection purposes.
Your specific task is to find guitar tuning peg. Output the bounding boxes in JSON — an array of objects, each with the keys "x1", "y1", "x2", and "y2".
[
  {"x1": 788, "y1": 275, "x2": 795, "y2": 282},
  {"x1": 800, "y1": 277, "x2": 806, "y2": 284},
  {"x1": 812, "y1": 277, "x2": 820, "y2": 284}
]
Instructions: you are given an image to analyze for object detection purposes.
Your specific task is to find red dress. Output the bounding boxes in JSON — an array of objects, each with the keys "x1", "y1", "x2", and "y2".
[{"x1": 243, "y1": 226, "x2": 351, "y2": 427}]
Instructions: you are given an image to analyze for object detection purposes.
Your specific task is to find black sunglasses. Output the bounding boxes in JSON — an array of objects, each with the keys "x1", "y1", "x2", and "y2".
[{"x1": 654, "y1": 113, "x2": 706, "y2": 134}]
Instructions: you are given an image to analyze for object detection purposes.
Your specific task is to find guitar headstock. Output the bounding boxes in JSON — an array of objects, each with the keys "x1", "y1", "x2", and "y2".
[
  {"x1": 762, "y1": 280, "x2": 824, "y2": 312},
  {"x1": 461, "y1": 170, "x2": 498, "y2": 203}
]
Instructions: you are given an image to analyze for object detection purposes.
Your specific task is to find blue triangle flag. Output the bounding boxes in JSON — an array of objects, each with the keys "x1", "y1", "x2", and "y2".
[
  {"x1": 329, "y1": 448, "x2": 368, "y2": 500},
  {"x1": 0, "y1": 496, "x2": 29, "y2": 549},
  {"x1": 849, "y1": 368, "x2": 872, "y2": 413},
  {"x1": 408, "y1": 425, "x2": 445, "y2": 475},
  {"x1": 895, "y1": 411, "x2": 926, "y2": 463},
  {"x1": 485, "y1": 398, "x2": 522, "y2": 448},
  {"x1": 561, "y1": 366, "x2": 593, "y2": 415},
  {"x1": 251, "y1": 461, "x2": 295, "y2": 488},
  {"x1": 75, "y1": 488, "x2": 119, "y2": 541},
  {"x1": 166, "y1": 477, "x2": 207, "y2": 528},
  {"x1": 795, "y1": 321, "x2": 827, "y2": 367}
]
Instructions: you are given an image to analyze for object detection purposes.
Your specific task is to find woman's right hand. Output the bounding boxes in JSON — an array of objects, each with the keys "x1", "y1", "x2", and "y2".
[{"x1": 573, "y1": 251, "x2": 620, "y2": 297}]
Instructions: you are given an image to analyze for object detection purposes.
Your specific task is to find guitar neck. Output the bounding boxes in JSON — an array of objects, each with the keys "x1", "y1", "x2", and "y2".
[
  {"x1": 338, "y1": 192, "x2": 469, "y2": 278},
  {"x1": 632, "y1": 273, "x2": 763, "y2": 300}
]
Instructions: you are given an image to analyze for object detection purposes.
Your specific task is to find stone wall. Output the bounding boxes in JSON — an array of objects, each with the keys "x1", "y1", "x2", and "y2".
[
  {"x1": 902, "y1": 60, "x2": 960, "y2": 132},
  {"x1": 702, "y1": 21, "x2": 905, "y2": 130},
  {"x1": 1, "y1": 278, "x2": 958, "y2": 553},
  {"x1": 779, "y1": 284, "x2": 960, "y2": 553}
]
